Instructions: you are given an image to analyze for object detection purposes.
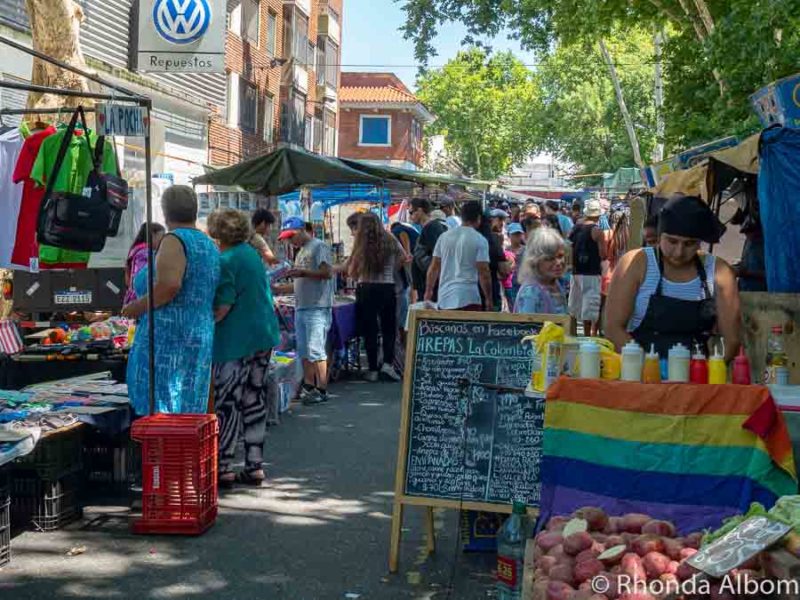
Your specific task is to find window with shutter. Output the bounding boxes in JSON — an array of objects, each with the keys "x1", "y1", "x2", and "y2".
[
  {"x1": 266, "y1": 11, "x2": 277, "y2": 57},
  {"x1": 242, "y1": 0, "x2": 260, "y2": 45}
]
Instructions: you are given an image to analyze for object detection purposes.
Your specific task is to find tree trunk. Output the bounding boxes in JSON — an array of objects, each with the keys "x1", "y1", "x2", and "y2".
[
  {"x1": 692, "y1": 0, "x2": 715, "y2": 36},
  {"x1": 25, "y1": 0, "x2": 90, "y2": 110},
  {"x1": 675, "y1": 0, "x2": 726, "y2": 97},
  {"x1": 598, "y1": 40, "x2": 644, "y2": 169},
  {"x1": 652, "y1": 29, "x2": 665, "y2": 163}
]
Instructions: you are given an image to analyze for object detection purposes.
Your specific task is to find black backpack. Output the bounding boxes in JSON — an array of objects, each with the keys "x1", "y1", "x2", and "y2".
[{"x1": 37, "y1": 107, "x2": 112, "y2": 252}]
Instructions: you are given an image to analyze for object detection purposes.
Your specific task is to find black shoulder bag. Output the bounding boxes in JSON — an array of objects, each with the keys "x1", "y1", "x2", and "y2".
[
  {"x1": 37, "y1": 106, "x2": 110, "y2": 252},
  {"x1": 89, "y1": 133, "x2": 129, "y2": 237}
]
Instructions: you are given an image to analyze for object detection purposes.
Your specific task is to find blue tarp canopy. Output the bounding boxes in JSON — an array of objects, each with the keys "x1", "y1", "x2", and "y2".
[{"x1": 278, "y1": 184, "x2": 394, "y2": 219}]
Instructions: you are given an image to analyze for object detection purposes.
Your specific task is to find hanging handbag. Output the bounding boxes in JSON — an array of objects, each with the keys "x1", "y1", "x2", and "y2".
[
  {"x1": 37, "y1": 106, "x2": 110, "y2": 252},
  {"x1": 88, "y1": 134, "x2": 129, "y2": 236}
]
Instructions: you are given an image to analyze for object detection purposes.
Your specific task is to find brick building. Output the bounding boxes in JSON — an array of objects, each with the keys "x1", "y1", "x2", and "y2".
[
  {"x1": 212, "y1": 0, "x2": 343, "y2": 166},
  {"x1": 338, "y1": 72, "x2": 434, "y2": 170}
]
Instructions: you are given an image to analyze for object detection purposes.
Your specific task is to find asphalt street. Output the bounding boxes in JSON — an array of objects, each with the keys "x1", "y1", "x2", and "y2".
[{"x1": 0, "y1": 379, "x2": 497, "y2": 600}]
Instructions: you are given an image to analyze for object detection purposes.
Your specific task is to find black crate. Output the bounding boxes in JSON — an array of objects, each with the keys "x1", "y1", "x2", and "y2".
[
  {"x1": 12, "y1": 426, "x2": 83, "y2": 480},
  {"x1": 82, "y1": 431, "x2": 139, "y2": 492},
  {"x1": 0, "y1": 472, "x2": 9, "y2": 567},
  {"x1": 10, "y1": 471, "x2": 82, "y2": 532}
]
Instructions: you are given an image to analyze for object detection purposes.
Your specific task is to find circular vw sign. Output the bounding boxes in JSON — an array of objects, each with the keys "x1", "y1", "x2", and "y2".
[{"x1": 153, "y1": 0, "x2": 212, "y2": 45}]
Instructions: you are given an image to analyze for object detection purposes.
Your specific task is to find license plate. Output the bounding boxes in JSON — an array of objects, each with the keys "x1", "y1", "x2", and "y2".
[{"x1": 54, "y1": 290, "x2": 93, "y2": 305}]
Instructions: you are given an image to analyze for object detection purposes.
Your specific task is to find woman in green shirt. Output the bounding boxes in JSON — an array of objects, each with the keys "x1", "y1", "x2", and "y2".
[{"x1": 208, "y1": 209, "x2": 281, "y2": 488}]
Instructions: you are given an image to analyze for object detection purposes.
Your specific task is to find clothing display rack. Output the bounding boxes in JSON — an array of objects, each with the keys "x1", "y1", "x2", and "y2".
[{"x1": 0, "y1": 34, "x2": 157, "y2": 415}]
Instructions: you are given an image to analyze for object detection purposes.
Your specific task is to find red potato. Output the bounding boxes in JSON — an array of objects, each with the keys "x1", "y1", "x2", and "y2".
[
  {"x1": 666, "y1": 561, "x2": 679, "y2": 575},
  {"x1": 620, "y1": 533, "x2": 637, "y2": 548},
  {"x1": 591, "y1": 596, "x2": 610, "y2": 600},
  {"x1": 565, "y1": 532, "x2": 596, "y2": 556},
  {"x1": 659, "y1": 573, "x2": 680, "y2": 593},
  {"x1": 575, "y1": 507, "x2": 610, "y2": 532},
  {"x1": 675, "y1": 560, "x2": 700, "y2": 582},
  {"x1": 683, "y1": 532, "x2": 704, "y2": 549},
  {"x1": 595, "y1": 572, "x2": 621, "y2": 600},
  {"x1": 679, "y1": 547, "x2": 698, "y2": 561},
  {"x1": 618, "y1": 593, "x2": 656, "y2": 600},
  {"x1": 598, "y1": 545, "x2": 627, "y2": 567},
  {"x1": 641, "y1": 520, "x2": 677, "y2": 538},
  {"x1": 576, "y1": 549, "x2": 602, "y2": 564},
  {"x1": 575, "y1": 559, "x2": 606, "y2": 584},
  {"x1": 537, "y1": 555, "x2": 558, "y2": 575},
  {"x1": 533, "y1": 578, "x2": 551, "y2": 600},
  {"x1": 604, "y1": 535, "x2": 625, "y2": 548},
  {"x1": 662, "y1": 538, "x2": 684, "y2": 561},
  {"x1": 592, "y1": 533, "x2": 609, "y2": 545},
  {"x1": 548, "y1": 516, "x2": 571, "y2": 532},
  {"x1": 631, "y1": 535, "x2": 666, "y2": 557},
  {"x1": 605, "y1": 517, "x2": 623, "y2": 535},
  {"x1": 550, "y1": 564, "x2": 577, "y2": 586},
  {"x1": 621, "y1": 553, "x2": 647, "y2": 582},
  {"x1": 546, "y1": 580, "x2": 576, "y2": 600},
  {"x1": 548, "y1": 544, "x2": 568, "y2": 560},
  {"x1": 621, "y1": 514, "x2": 652, "y2": 534},
  {"x1": 538, "y1": 532, "x2": 566, "y2": 552},
  {"x1": 579, "y1": 581, "x2": 594, "y2": 592},
  {"x1": 573, "y1": 591, "x2": 595, "y2": 600},
  {"x1": 610, "y1": 565, "x2": 622, "y2": 575},
  {"x1": 642, "y1": 552, "x2": 671, "y2": 579}
]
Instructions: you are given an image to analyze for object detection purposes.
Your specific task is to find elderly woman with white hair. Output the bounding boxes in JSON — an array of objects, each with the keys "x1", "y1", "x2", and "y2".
[{"x1": 513, "y1": 226, "x2": 569, "y2": 314}]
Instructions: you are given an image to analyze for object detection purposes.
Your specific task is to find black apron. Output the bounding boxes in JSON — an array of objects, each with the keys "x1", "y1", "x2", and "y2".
[{"x1": 631, "y1": 253, "x2": 717, "y2": 358}]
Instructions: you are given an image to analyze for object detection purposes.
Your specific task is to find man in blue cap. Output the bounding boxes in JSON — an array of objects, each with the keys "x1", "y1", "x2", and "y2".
[{"x1": 276, "y1": 217, "x2": 333, "y2": 404}]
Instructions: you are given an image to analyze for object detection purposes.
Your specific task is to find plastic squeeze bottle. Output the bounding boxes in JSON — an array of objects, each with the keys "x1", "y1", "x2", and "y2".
[
  {"x1": 643, "y1": 344, "x2": 661, "y2": 383},
  {"x1": 579, "y1": 341, "x2": 602, "y2": 379},
  {"x1": 732, "y1": 347, "x2": 752, "y2": 385},
  {"x1": 708, "y1": 343, "x2": 727, "y2": 384},
  {"x1": 689, "y1": 345, "x2": 709, "y2": 384},
  {"x1": 621, "y1": 341, "x2": 644, "y2": 382},
  {"x1": 667, "y1": 343, "x2": 691, "y2": 382}
]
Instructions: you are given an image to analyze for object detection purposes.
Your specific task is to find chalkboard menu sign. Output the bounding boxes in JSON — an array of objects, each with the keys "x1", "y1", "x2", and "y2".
[
  {"x1": 390, "y1": 310, "x2": 568, "y2": 572},
  {"x1": 403, "y1": 316, "x2": 547, "y2": 506}
]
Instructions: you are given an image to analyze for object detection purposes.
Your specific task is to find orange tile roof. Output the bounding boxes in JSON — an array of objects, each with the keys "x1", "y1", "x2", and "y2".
[{"x1": 339, "y1": 85, "x2": 421, "y2": 105}]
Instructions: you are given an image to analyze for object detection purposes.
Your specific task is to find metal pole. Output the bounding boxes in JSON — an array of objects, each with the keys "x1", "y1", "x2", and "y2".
[
  {"x1": 0, "y1": 34, "x2": 143, "y2": 99},
  {"x1": 0, "y1": 107, "x2": 96, "y2": 116},
  {"x1": 142, "y1": 98, "x2": 156, "y2": 416},
  {"x1": 0, "y1": 79, "x2": 140, "y2": 102}
]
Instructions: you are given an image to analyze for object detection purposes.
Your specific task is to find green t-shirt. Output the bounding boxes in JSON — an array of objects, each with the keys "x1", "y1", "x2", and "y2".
[
  {"x1": 213, "y1": 243, "x2": 281, "y2": 364},
  {"x1": 31, "y1": 127, "x2": 118, "y2": 265}
]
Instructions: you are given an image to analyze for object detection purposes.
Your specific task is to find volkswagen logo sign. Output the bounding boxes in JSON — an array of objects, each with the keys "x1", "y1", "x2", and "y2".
[{"x1": 153, "y1": 0, "x2": 212, "y2": 45}]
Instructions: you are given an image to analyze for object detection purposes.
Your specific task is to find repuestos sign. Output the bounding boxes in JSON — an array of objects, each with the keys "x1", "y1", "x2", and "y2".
[{"x1": 136, "y1": 0, "x2": 224, "y2": 73}]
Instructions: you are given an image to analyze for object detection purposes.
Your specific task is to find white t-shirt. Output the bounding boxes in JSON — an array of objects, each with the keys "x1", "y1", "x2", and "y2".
[
  {"x1": 0, "y1": 128, "x2": 23, "y2": 268},
  {"x1": 433, "y1": 226, "x2": 490, "y2": 309}
]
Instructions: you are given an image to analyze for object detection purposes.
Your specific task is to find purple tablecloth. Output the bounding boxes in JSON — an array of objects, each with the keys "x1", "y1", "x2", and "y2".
[{"x1": 275, "y1": 298, "x2": 358, "y2": 352}]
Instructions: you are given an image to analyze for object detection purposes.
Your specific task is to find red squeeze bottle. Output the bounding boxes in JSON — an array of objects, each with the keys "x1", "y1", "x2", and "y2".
[
  {"x1": 732, "y1": 347, "x2": 752, "y2": 385},
  {"x1": 690, "y1": 345, "x2": 709, "y2": 384}
]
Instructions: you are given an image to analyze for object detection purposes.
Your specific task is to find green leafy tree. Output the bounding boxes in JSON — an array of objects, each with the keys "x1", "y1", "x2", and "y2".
[
  {"x1": 415, "y1": 49, "x2": 543, "y2": 179},
  {"x1": 400, "y1": 0, "x2": 800, "y2": 151},
  {"x1": 536, "y1": 29, "x2": 657, "y2": 174}
]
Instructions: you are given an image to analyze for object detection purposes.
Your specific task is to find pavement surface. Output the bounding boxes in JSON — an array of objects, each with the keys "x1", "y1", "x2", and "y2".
[{"x1": 0, "y1": 379, "x2": 498, "y2": 600}]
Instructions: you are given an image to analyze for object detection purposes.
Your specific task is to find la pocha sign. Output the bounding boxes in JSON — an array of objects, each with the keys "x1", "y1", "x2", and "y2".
[{"x1": 135, "y1": 0, "x2": 225, "y2": 73}]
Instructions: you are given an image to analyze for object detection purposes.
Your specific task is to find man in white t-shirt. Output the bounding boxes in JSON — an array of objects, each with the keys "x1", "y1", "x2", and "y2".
[{"x1": 425, "y1": 201, "x2": 492, "y2": 311}]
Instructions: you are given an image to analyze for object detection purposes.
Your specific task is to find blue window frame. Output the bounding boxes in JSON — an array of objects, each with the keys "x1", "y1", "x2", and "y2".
[{"x1": 360, "y1": 115, "x2": 391, "y2": 146}]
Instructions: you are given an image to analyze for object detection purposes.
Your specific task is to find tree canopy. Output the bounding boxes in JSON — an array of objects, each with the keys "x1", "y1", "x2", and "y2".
[
  {"x1": 400, "y1": 0, "x2": 800, "y2": 153},
  {"x1": 415, "y1": 49, "x2": 542, "y2": 179}
]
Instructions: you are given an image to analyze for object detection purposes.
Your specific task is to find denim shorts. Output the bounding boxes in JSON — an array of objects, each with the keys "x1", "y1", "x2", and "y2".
[{"x1": 295, "y1": 307, "x2": 332, "y2": 362}]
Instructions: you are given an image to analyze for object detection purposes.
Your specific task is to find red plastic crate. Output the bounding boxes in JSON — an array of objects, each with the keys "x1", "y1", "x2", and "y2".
[{"x1": 130, "y1": 414, "x2": 218, "y2": 536}]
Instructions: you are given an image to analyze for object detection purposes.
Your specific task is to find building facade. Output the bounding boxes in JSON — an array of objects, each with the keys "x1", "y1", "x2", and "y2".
[
  {"x1": 338, "y1": 72, "x2": 434, "y2": 171},
  {"x1": 0, "y1": 0, "x2": 343, "y2": 177}
]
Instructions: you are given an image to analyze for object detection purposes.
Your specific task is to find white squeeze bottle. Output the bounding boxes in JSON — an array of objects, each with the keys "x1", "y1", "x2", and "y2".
[
  {"x1": 579, "y1": 341, "x2": 601, "y2": 379},
  {"x1": 621, "y1": 341, "x2": 644, "y2": 382},
  {"x1": 668, "y1": 343, "x2": 691, "y2": 382}
]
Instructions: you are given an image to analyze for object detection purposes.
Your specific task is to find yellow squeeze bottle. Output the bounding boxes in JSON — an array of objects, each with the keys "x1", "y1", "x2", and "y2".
[
  {"x1": 643, "y1": 344, "x2": 661, "y2": 384},
  {"x1": 708, "y1": 342, "x2": 727, "y2": 385}
]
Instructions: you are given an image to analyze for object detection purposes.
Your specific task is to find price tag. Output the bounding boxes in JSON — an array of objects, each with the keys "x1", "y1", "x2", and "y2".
[{"x1": 53, "y1": 290, "x2": 93, "y2": 305}]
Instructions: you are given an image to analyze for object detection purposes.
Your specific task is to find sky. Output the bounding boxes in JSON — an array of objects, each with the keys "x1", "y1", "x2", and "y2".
[{"x1": 341, "y1": 0, "x2": 538, "y2": 91}]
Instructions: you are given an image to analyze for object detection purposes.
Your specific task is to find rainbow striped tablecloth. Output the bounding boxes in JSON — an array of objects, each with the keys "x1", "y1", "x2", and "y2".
[{"x1": 540, "y1": 379, "x2": 798, "y2": 534}]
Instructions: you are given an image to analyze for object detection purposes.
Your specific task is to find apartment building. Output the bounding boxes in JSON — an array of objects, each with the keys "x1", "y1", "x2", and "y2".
[{"x1": 212, "y1": 0, "x2": 343, "y2": 166}]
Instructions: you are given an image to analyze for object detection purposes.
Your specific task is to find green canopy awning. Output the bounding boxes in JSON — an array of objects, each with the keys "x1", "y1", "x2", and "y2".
[
  {"x1": 339, "y1": 159, "x2": 494, "y2": 191},
  {"x1": 193, "y1": 147, "x2": 382, "y2": 195}
]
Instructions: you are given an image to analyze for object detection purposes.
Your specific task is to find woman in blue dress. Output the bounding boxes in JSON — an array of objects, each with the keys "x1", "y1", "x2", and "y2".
[{"x1": 122, "y1": 186, "x2": 221, "y2": 416}]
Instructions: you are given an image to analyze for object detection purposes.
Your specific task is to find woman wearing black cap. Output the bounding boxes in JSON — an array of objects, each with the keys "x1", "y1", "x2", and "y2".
[{"x1": 605, "y1": 195, "x2": 741, "y2": 361}]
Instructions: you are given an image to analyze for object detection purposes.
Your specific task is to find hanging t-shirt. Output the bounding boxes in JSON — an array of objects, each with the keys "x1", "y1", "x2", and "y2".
[
  {"x1": 30, "y1": 127, "x2": 118, "y2": 267},
  {"x1": 10, "y1": 126, "x2": 56, "y2": 270},
  {"x1": 0, "y1": 128, "x2": 25, "y2": 268}
]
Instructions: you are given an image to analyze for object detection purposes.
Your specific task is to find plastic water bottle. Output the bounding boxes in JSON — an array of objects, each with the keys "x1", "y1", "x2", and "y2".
[
  {"x1": 764, "y1": 326, "x2": 789, "y2": 385},
  {"x1": 496, "y1": 501, "x2": 532, "y2": 599}
]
